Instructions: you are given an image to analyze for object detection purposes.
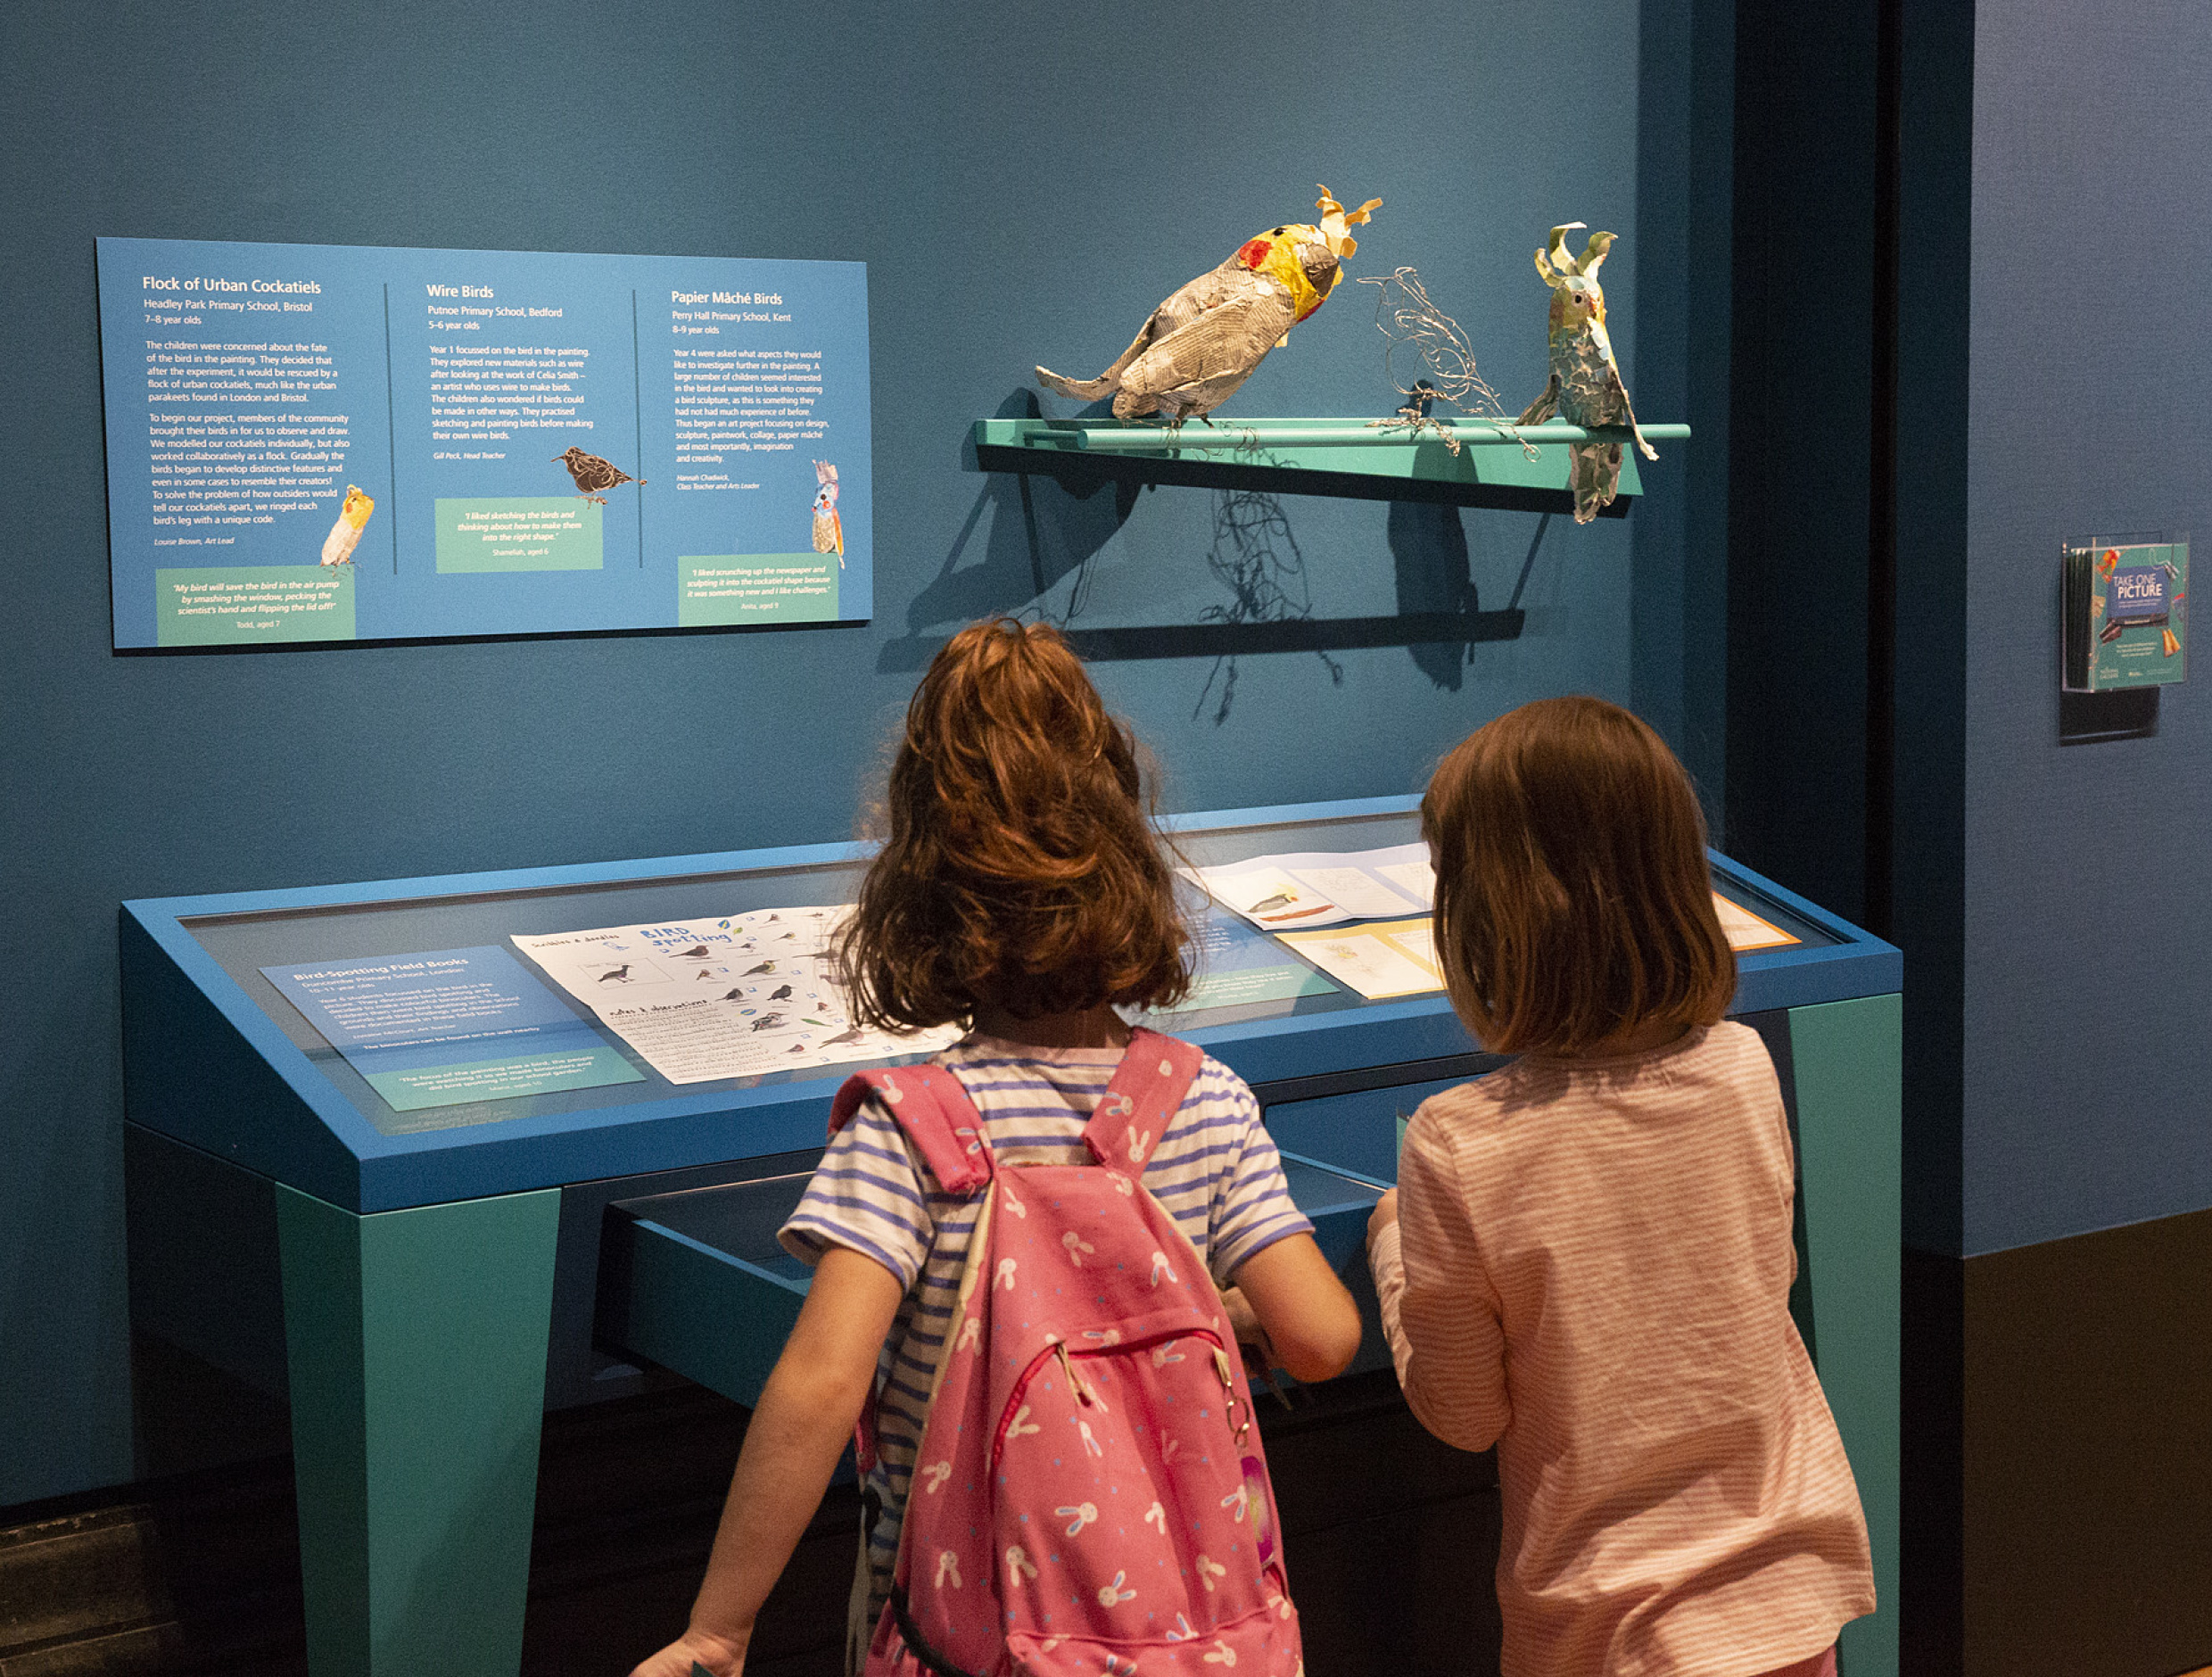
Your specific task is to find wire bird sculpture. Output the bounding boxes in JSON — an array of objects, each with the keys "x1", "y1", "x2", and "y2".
[
  {"x1": 1355, "y1": 268, "x2": 1530, "y2": 457},
  {"x1": 1193, "y1": 490, "x2": 1342, "y2": 725}
]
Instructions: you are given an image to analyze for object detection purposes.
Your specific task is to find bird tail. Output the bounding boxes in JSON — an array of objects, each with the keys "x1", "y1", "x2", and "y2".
[
  {"x1": 1036, "y1": 314, "x2": 1160, "y2": 402},
  {"x1": 1035, "y1": 364, "x2": 1119, "y2": 401}
]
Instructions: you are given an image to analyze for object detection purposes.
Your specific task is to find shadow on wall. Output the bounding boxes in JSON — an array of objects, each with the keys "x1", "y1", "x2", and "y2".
[
  {"x1": 1388, "y1": 500, "x2": 1477, "y2": 692},
  {"x1": 1186, "y1": 489, "x2": 1342, "y2": 724},
  {"x1": 880, "y1": 390, "x2": 1540, "y2": 719},
  {"x1": 899, "y1": 389, "x2": 1139, "y2": 639}
]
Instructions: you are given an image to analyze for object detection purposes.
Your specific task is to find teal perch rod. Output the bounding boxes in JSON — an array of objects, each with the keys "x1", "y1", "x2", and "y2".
[{"x1": 1033, "y1": 421, "x2": 1693, "y2": 452}]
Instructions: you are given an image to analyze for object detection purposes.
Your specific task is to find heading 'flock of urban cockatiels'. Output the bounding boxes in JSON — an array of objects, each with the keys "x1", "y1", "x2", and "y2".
[{"x1": 1033, "y1": 187, "x2": 1657, "y2": 524}]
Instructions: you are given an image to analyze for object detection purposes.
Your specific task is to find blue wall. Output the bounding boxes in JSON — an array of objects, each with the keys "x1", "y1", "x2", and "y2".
[
  {"x1": 1960, "y1": 0, "x2": 2212, "y2": 1254},
  {"x1": 0, "y1": 0, "x2": 1687, "y2": 1504}
]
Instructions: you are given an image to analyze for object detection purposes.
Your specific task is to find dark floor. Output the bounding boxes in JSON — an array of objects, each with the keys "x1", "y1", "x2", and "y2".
[{"x1": 0, "y1": 1370, "x2": 1498, "y2": 1677}]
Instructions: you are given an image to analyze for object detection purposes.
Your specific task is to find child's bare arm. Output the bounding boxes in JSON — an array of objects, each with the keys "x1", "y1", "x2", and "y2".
[
  {"x1": 1229, "y1": 1232, "x2": 1364, "y2": 1384},
  {"x1": 628, "y1": 1245, "x2": 904, "y2": 1677}
]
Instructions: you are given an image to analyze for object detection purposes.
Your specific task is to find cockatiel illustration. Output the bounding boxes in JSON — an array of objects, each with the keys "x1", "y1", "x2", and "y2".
[
  {"x1": 319, "y1": 485, "x2": 374, "y2": 566},
  {"x1": 1036, "y1": 186, "x2": 1382, "y2": 422},
  {"x1": 1515, "y1": 223, "x2": 1658, "y2": 523},
  {"x1": 810, "y1": 460, "x2": 843, "y2": 566}
]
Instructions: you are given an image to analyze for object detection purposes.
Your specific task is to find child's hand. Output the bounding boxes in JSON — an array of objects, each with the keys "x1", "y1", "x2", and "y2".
[
  {"x1": 1217, "y1": 1283, "x2": 1280, "y2": 1376},
  {"x1": 627, "y1": 1627, "x2": 747, "y2": 1677},
  {"x1": 1367, "y1": 1188, "x2": 1399, "y2": 1244}
]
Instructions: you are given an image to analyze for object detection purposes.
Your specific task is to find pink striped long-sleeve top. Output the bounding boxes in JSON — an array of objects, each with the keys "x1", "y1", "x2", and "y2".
[{"x1": 1368, "y1": 1021, "x2": 1874, "y2": 1675}]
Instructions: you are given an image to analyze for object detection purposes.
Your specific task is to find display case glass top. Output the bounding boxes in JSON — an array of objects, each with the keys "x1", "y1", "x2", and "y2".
[{"x1": 124, "y1": 796, "x2": 1894, "y2": 1212}]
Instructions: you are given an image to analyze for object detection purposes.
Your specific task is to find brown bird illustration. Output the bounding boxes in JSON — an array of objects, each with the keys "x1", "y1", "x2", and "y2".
[{"x1": 553, "y1": 447, "x2": 646, "y2": 504}]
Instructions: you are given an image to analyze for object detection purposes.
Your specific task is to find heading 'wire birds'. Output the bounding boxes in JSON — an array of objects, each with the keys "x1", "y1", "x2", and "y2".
[
  {"x1": 1514, "y1": 223, "x2": 1657, "y2": 523},
  {"x1": 553, "y1": 447, "x2": 647, "y2": 504},
  {"x1": 1036, "y1": 186, "x2": 1381, "y2": 423}
]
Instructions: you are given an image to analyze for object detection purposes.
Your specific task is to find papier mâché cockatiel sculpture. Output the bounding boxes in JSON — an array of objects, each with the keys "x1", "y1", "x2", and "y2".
[
  {"x1": 1515, "y1": 222, "x2": 1657, "y2": 523},
  {"x1": 1036, "y1": 186, "x2": 1382, "y2": 422}
]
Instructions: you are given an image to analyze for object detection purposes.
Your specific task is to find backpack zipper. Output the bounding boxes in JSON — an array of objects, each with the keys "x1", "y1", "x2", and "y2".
[{"x1": 990, "y1": 1326, "x2": 1234, "y2": 1475}]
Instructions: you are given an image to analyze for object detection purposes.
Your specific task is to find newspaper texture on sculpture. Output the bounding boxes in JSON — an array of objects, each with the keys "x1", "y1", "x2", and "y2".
[
  {"x1": 1514, "y1": 223, "x2": 1658, "y2": 523},
  {"x1": 1036, "y1": 186, "x2": 1381, "y2": 423}
]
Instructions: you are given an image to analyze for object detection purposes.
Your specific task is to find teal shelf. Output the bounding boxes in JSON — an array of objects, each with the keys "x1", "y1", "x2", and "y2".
[{"x1": 971, "y1": 415, "x2": 1688, "y2": 516}]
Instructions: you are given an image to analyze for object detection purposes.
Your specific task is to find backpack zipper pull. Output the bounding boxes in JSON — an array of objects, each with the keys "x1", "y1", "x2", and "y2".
[
  {"x1": 1212, "y1": 1347, "x2": 1250, "y2": 1444},
  {"x1": 1056, "y1": 1341, "x2": 1101, "y2": 1408}
]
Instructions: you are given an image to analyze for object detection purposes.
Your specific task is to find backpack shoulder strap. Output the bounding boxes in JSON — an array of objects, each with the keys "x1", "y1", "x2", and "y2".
[
  {"x1": 830, "y1": 1063, "x2": 995, "y2": 1194},
  {"x1": 1083, "y1": 1028, "x2": 1205, "y2": 1177}
]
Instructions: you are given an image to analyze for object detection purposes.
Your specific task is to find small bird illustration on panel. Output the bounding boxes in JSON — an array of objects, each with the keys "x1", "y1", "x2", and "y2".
[
  {"x1": 553, "y1": 446, "x2": 646, "y2": 504},
  {"x1": 810, "y1": 460, "x2": 843, "y2": 566},
  {"x1": 1514, "y1": 223, "x2": 1657, "y2": 523},
  {"x1": 319, "y1": 485, "x2": 375, "y2": 566},
  {"x1": 1036, "y1": 186, "x2": 1381, "y2": 423}
]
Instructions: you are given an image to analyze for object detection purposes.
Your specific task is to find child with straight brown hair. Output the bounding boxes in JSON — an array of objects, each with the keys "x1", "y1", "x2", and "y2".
[
  {"x1": 1369, "y1": 695, "x2": 1874, "y2": 1676},
  {"x1": 633, "y1": 618, "x2": 1361, "y2": 1677}
]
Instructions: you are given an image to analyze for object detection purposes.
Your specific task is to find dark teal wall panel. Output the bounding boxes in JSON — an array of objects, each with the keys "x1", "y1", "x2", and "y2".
[
  {"x1": 0, "y1": 0, "x2": 1688, "y2": 1505},
  {"x1": 1962, "y1": 1, "x2": 2212, "y2": 1252}
]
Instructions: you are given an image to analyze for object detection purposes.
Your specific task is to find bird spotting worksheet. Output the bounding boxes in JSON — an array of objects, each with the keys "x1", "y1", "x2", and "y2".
[
  {"x1": 511, "y1": 907, "x2": 957, "y2": 1085},
  {"x1": 98, "y1": 236, "x2": 871, "y2": 648}
]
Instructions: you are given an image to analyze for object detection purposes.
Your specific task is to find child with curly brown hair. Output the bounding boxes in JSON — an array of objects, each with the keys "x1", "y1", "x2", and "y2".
[
  {"x1": 1367, "y1": 696, "x2": 1874, "y2": 1677},
  {"x1": 632, "y1": 619, "x2": 1361, "y2": 1677}
]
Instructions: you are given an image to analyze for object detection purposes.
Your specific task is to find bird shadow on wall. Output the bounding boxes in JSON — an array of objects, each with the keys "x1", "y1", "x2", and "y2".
[
  {"x1": 881, "y1": 392, "x2": 1541, "y2": 718},
  {"x1": 890, "y1": 390, "x2": 1139, "y2": 648},
  {"x1": 1388, "y1": 500, "x2": 1477, "y2": 692},
  {"x1": 1185, "y1": 489, "x2": 1342, "y2": 724}
]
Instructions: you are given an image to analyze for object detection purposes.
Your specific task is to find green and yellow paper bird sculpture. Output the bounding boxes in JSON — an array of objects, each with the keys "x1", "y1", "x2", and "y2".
[
  {"x1": 1036, "y1": 186, "x2": 1381, "y2": 422},
  {"x1": 1515, "y1": 222, "x2": 1657, "y2": 523}
]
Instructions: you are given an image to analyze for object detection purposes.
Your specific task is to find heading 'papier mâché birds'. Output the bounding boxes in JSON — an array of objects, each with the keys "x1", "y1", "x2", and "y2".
[
  {"x1": 1515, "y1": 222, "x2": 1657, "y2": 523},
  {"x1": 1036, "y1": 186, "x2": 1382, "y2": 422}
]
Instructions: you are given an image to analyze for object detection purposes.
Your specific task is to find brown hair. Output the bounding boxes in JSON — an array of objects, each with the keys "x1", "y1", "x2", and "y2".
[
  {"x1": 1422, "y1": 696, "x2": 1734, "y2": 1055},
  {"x1": 834, "y1": 618, "x2": 1191, "y2": 1030}
]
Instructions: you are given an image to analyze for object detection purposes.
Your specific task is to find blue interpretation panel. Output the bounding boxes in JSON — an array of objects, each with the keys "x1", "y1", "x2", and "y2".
[{"x1": 99, "y1": 236, "x2": 871, "y2": 648}]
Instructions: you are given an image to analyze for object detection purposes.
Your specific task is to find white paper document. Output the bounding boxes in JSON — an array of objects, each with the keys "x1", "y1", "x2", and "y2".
[
  {"x1": 512, "y1": 907, "x2": 957, "y2": 1085},
  {"x1": 1712, "y1": 893, "x2": 1802, "y2": 953},
  {"x1": 1275, "y1": 917, "x2": 1445, "y2": 1000},
  {"x1": 1188, "y1": 843, "x2": 1434, "y2": 930}
]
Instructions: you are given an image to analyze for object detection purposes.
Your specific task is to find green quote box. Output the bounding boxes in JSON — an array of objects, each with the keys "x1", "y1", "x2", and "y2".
[
  {"x1": 156, "y1": 566, "x2": 357, "y2": 647},
  {"x1": 362, "y1": 1046, "x2": 644, "y2": 1114},
  {"x1": 435, "y1": 497, "x2": 603, "y2": 572},
  {"x1": 679, "y1": 554, "x2": 840, "y2": 625}
]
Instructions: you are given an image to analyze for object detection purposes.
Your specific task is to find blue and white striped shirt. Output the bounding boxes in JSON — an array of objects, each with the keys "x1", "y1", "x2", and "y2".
[{"x1": 778, "y1": 1032, "x2": 1311, "y2": 1632}]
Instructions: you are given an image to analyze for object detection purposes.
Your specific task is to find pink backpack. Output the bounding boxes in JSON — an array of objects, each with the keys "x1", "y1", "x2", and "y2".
[{"x1": 829, "y1": 1029, "x2": 1304, "y2": 1676}]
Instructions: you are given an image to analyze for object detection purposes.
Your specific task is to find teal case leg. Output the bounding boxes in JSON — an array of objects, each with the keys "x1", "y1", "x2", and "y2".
[
  {"x1": 277, "y1": 1185, "x2": 561, "y2": 1677},
  {"x1": 1788, "y1": 995, "x2": 1902, "y2": 1677}
]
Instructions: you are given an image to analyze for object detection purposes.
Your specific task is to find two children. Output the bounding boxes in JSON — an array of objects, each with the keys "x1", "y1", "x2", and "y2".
[{"x1": 633, "y1": 625, "x2": 1871, "y2": 1677}]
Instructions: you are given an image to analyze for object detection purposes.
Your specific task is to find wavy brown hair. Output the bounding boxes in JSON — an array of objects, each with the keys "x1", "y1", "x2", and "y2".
[
  {"x1": 834, "y1": 619, "x2": 1191, "y2": 1030},
  {"x1": 1422, "y1": 696, "x2": 1734, "y2": 1055}
]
